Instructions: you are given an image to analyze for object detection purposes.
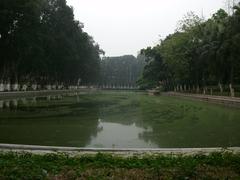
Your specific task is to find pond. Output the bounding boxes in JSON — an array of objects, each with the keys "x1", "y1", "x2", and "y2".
[{"x1": 0, "y1": 91, "x2": 240, "y2": 148}]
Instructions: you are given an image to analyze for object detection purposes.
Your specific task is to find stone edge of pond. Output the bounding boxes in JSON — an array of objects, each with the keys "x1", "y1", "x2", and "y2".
[
  {"x1": 0, "y1": 89, "x2": 145, "y2": 100},
  {"x1": 0, "y1": 144, "x2": 240, "y2": 156},
  {"x1": 0, "y1": 89, "x2": 93, "y2": 99},
  {"x1": 164, "y1": 92, "x2": 240, "y2": 108}
]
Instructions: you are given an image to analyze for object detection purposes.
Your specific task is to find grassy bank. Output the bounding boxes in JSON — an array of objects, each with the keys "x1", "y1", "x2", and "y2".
[{"x1": 0, "y1": 152, "x2": 240, "y2": 179}]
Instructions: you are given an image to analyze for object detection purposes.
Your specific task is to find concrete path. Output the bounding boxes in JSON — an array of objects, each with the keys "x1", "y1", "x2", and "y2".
[
  {"x1": 0, "y1": 144, "x2": 240, "y2": 156},
  {"x1": 165, "y1": 92, "x2": 240, "y2": 108}
]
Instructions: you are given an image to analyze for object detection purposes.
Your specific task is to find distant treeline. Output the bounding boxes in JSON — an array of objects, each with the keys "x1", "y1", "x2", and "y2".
[
  {"x1": 100, "y1": 55, "x2": 145, "y2": 87},
  {"x1": 138, "y1": 5, "x2": 240, "y2": 94},
  {"x1": 0, "y1": 0, "x2": 103, "y2": 90}
]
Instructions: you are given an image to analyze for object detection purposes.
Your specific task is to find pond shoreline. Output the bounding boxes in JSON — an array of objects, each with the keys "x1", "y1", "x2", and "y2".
[
  {"x1": 1, "y1": 143, "x2": 240, "y2": 156},
  {"x1": 0, "y1": 89, "x2": 93, "y2": 100},
  {"x1": 1, "y1": 89, "x2": 240, "y2": 106},
  {"x1": 0, "y1": 89, "x2": 144, "y2": 100},
  {"x1": 0, "y1": 90, "x2": 239, "y2": 150},
  {"x1": 164, "y1": 92, "x2": 240, "y2": 108}
]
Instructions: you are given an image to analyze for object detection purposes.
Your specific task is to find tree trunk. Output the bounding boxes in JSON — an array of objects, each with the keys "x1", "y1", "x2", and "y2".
[{"x1": 218, "y1": 82, "x2": 223, "y2": 94}]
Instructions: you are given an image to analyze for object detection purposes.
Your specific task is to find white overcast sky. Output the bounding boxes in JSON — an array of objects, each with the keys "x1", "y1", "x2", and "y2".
[{"x1": 66, "y1": 0, "x2": 226, "y2": 57}]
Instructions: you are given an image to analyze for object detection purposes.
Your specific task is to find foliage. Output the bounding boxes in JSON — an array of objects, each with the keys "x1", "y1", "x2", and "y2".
[
  {"x1": 0, "y1": 152, "x2": 239, "y2": 179},
  {"x1": 138, "y1": 4, "x2": 240, "y2": 90},
  {"x1": 0, "y1": 0, "x2": 103, "y2": 86},
  {"x1": 100, "y1": 55, "x2": 145, "y2": 87}
]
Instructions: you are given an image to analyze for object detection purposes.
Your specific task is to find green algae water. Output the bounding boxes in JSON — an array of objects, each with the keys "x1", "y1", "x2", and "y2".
[{"x1": 0, "y1": 91, "x2": 240, "y2": 148}]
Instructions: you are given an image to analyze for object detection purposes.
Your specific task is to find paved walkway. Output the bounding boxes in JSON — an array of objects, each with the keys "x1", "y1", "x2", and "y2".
[
  {"x1": 165, "y1": 92, "x2": 240, "y2": 107},
  {"x1": 0, "y1": 143, "x2": 239, "y2": 156}
]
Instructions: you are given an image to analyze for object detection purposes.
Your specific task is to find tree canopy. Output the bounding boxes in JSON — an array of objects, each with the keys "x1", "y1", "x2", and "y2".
[
  {"x1": 138, "y1": 5, "x2": 240, "y2": 91},
  {"x1": 100, "y1": 55, "x2": 145, "y2": 87},
  {"x1": 0, "y1": 0, "x2": 103, "y2": 88}
]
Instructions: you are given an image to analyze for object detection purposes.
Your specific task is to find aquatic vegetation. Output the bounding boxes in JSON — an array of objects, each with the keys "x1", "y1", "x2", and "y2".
[{"x1": 0, "y1": 91, "x2": 240, "y2": 148}]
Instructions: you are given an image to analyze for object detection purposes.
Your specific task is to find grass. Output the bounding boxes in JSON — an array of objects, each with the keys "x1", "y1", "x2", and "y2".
[
  {"x1": 0, "y1": 152, "x2": 240, "y2": 179},
  {"x1": 0, "y1": 91, "x2": 240, "y2": 178}
]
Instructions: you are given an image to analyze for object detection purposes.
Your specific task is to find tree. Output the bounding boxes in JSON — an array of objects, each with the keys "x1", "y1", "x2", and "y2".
[
  {"x1": 138, "y1": 6, "x2": 240, "y2": 92},
  {"x1": 100, "y1": 55, "x2": 145, "y2": 87},
  {"x1": 0, "y1": 0, "x2": 103, "y2": 90}
]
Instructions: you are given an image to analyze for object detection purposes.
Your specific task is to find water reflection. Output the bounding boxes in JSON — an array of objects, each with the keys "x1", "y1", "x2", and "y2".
[
  {"x1": 0, "y1": 93, "x2": 100, "y2": 147},
  {"x1": 0, "y1": 100, "x2": 3, "y2": 108},
  {"x1": 0, "y1": 94, "x2": 68, "y2": 109},
  {"x1": 86, "y1": 119, "x2": 157, "y2": 148},
  {"x1": 0, "y1": 91, "x2": 239, "y2": 148}
]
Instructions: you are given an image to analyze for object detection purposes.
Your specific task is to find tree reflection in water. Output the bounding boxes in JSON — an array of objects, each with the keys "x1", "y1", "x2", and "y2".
[
  {"x1": 0, "y1": 93, "x2": 100, "y2": 147},
  {"x1": 0, "y1": 91, "x2": 240, "y2": 148}
]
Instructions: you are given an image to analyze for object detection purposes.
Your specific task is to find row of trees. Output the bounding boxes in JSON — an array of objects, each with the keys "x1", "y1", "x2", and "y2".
[
  {"x1": 100, "y1": 55, "x2": 145, "y2": 88},
  {"x1": 0, "y1": 0, "x2": 103, "y2": 91},
  {"x1": 138, "y1": 4, "x2": 240, "y2": 95}
]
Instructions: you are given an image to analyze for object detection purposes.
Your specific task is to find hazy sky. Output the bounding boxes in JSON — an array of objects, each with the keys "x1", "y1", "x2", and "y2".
[{"x1": 66, "y1": 0, "x2": 226, "y2": 57}]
